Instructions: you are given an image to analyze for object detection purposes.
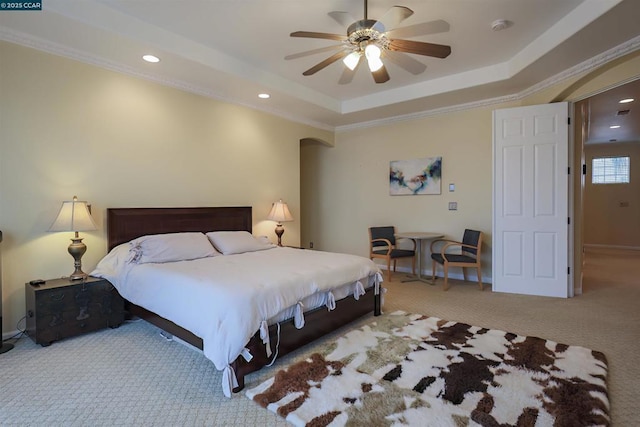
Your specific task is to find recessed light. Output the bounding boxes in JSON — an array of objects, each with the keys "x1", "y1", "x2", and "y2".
[
  {"x1": 619, "y1": 98, "x2": 635, "y2": 104},
  {"x1": 609, "y1": 125, "x2": 621, "y2": 129},
  {"x1": 142, "y1": 55, "x2": 160, "y2": 63},
  {"x1": 258, "y1": 93, "x2": 270, "y2": 99}
]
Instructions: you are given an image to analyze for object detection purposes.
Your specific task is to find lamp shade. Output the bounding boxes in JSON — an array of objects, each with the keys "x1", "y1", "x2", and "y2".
[
  {"x1": 365, "y1": 44, "x2": 383, "y2": 72},
  {"x1": 48, "y1": 196, "x2": 97, "y2": 232},
  {"x1": 267, "y1": 199, "x2": 293, "y2": 223},
  {"x1": 343, "y1": 51, "x2": 361, "y2": 70}
]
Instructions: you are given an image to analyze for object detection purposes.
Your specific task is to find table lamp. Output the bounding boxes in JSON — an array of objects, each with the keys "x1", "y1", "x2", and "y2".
[
  {"x1": 48, "y1": 196, "x2": 98, "y2": 280},
  {"x1": 267, "y1": 199, "x2": 293, "y2": 246}
]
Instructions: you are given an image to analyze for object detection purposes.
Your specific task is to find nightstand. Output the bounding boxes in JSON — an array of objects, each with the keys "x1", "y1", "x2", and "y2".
[{"x1": 25, "y1": 276, "x2": 124, "y2": 346}]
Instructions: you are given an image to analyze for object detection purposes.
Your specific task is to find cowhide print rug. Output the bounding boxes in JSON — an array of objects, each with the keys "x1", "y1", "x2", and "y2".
[{"x1": 246, "y1": 311, "x2": 609, "y2": 427}]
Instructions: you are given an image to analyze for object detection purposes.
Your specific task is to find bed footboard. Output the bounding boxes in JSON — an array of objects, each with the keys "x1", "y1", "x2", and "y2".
[{"x1": 231, "y1": 289, "x2": 380, "y2": 392}]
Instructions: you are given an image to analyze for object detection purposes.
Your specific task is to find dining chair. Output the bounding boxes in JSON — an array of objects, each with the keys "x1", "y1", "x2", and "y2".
[
  {"x1": 369, "y1": 226, "x2": 416, "y2": 282},
  {"x1": 430, "y1": 229, "x2": 483, "y2": 291}
]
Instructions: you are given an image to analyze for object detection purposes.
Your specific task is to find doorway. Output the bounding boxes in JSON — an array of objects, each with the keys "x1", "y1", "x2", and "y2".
[{"x1": 574, "y1": 78, "x2": 640, "y2": 294}]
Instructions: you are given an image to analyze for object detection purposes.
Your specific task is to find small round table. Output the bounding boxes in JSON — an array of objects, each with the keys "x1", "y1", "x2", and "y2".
[{"x1": 395, "y1": 232, "x2": 444, "y2": 284}]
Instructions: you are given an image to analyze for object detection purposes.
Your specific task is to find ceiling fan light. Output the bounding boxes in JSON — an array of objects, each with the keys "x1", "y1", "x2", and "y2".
[
  {"x1": 367, "y1": 56, "x2": 384, "y2": 72},
  {"x1": 364, "y1": 43, "x2": 383, "y2": 72},
  {"x1": 365, "y1": 43, "x2": 381, "y2": 60},
  {"x1": 343, "y1": 52, "x2": 361, "y2": 70}
]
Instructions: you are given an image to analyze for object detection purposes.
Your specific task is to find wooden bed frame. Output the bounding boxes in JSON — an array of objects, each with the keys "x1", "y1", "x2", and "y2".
[{"x1": 106, "y1": 206, "x2": 381, "y2": 392}]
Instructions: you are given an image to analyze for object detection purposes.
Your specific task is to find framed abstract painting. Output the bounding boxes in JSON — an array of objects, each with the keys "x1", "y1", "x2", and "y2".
[{"x1": 390, "y1": 156, "x2": 442, "y2": 195}]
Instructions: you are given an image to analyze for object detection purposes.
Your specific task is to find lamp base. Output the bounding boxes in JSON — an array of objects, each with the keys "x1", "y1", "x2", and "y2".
[
  {"x1": 69, "y1": 271, "x2": 88, "y2": 281},
  {"x1": 274, "y1": 223, "x2": 285, "y2": 247},
  {"x1": 68, "y1": 236, "x2": 88, "y2": 281}
]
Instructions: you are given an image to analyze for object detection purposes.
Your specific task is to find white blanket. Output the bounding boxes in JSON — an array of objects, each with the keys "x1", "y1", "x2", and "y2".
[{"x1": 92, "y1": 246, "x2": 381, "y2": 396}]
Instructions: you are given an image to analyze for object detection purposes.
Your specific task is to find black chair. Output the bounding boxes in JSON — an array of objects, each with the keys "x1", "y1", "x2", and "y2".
[
  {"x1": 430, "y1": 229, "x2": 483, "y2": 291},
  {"x1": 369, "y1": 226, "x2": 416, "y2": 282}
]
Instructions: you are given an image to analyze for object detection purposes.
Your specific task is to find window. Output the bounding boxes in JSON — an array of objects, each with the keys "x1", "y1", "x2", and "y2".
[{"x1": 592, "y1": 156, "x2": 630, "y2": 184}]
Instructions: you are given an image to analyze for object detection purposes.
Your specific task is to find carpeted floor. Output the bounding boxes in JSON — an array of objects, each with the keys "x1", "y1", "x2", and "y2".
[{"x1": 0, "y1": 248, "x2": 638, "y2": 425}]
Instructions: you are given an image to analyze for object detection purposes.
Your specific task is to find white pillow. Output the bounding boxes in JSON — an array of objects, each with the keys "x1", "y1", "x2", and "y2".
[
  {"x1": 206, "y1": 231, "x2": 275, "y2": 255},
  {"x1": 92, "y1": 243, "x2": 131, "y2": 276},
  {"x1": 128, "y1": 232, "x2": 219, "y2": 264}
]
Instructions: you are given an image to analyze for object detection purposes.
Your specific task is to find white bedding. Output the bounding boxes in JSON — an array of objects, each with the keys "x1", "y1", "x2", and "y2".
[{"x1": 92, "y1": 245, "x2": 381, "y2": 396}]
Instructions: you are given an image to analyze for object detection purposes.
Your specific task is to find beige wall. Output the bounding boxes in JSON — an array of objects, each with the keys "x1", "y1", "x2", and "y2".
[
  {"x1": 0, "y1": 41, "x2": 331, "y2": 334},
  {"x1": 301, "y1": 107, "x2": 499, "y2": 279},
  {"x1": 301, "y1": 52, "x2": 640, "y2": 285},
  {"x1": 583, "y1": 142, "x2": 640, "y2": 247}
]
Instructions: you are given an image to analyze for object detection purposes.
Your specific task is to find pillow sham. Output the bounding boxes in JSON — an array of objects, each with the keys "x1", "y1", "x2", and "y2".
[
  {"x1": 128, "y1": 232, "x2": 219, "y2": 264},
  {"x1": 206, "y1": 231, "x2": 275, "y2": 255}
]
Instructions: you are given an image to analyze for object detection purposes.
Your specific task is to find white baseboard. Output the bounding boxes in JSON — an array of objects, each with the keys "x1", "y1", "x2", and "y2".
[
  {"x1": 378, "y1": 264, "x2": 493, "y2": 284},
  {"x1": 2, "y1": 329, "x2": 21, "y2": 341}
]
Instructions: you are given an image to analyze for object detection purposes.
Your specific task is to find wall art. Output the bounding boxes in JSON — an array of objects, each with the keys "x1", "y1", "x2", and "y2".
[{"x1": 389, "y1": 156, "x2": 442, "y2": 195}]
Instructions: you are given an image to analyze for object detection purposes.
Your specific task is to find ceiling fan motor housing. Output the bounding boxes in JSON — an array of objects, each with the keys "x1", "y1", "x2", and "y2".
[
  {"x1": 347, "y1": 19, "x2": 389, "y2": 51},
  {"x1": 347, "y1": 19, "x2": 380, "y2": 36}
]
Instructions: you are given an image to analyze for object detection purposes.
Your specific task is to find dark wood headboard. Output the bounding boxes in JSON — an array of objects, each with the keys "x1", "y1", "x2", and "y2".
[{"x1": 107, "y1": 207, "x2": 252, "y2": 250}]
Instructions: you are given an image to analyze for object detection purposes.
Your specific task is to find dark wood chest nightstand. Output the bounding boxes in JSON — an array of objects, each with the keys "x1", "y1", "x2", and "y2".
[{"x1": 25, "y1": 276, "x2": 124, "y2": 346}]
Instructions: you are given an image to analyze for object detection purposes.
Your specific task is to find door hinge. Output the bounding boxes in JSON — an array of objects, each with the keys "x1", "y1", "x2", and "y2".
[
  {"x1": 568, "y1": 217, "x2": 571, "y2": 225},
  {"x1": 583, "y1": 164, "x2": 587, "y2": 175},
  {"x1": 568, "y1": 267, "x2": 571, "y2": 274},
  {"x1": 567, "y1": 117, "x2": 571, "y2": 125},
  {"x1": 568, "y1": 167, "x2": 570, "y2": 175}
]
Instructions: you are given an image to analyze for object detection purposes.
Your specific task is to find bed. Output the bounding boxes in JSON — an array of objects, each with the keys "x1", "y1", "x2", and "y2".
[{"x1": 94, "y1": 206, "x2": 382, "y2": 396}]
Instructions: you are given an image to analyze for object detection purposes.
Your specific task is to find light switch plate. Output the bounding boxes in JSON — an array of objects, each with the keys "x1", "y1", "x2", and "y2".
[{"x1": 449, "y1": 183, "x2": 455, "y2": 192}]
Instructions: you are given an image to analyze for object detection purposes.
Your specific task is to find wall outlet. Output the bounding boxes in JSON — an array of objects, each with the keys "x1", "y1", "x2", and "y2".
[
  {"x1": 448, "y1": 202, "x2": 458, "y2": 210},
  {"x1": 309, "y1": 241, "x2": 314, "y2": 249}
]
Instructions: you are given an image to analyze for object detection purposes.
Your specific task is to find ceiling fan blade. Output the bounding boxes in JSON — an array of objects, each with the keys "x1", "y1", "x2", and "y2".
[
  {"x1": 372, "y1": 64, "x2": 390, "y2": 84},
  {"x1": 371, "y1": 6, "x2": 413, "y2": 33},
  {"x1": 384, "y1": 50, "x2": 427, "y2": 75},
  {"x1": 290, "y1": 31, "x2": 346, "y2": 41},
  {"x1": 303, "y1": 50, "x2": 350, "y2": 76},
  {"x1": 338, "y1": 57, "x2": 362, "y2": 85},
  {"x1": 387, "y1": 19, "x2": 450, "y2": 39},
  {"x1": 328, "y1": 11, "x2": 356, "y2": 27},
  {"x1": 285, "y1": 45, "x2": 346, "y2": 60},
  {"x1": 388, "y1": 39, "x2": 451, "y2": 58}
]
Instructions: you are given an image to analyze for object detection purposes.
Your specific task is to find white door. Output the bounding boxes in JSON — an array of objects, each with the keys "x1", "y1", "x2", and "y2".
[{"x1": 493, "y1": 103, "x2": 570, "y2": 298}]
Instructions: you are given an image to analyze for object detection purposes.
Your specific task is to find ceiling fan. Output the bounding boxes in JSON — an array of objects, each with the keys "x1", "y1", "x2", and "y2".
[{"x1": 286, "y1": 0, "x2": 452, "y2": 84}]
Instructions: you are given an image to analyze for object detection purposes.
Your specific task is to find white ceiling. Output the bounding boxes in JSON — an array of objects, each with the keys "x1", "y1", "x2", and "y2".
[
  {"x1": 1, "y1": 0, "x2": 639, "y2": 131},
  {"x1": 583, "y1": 78, "x2": 640, "y2": 145}
]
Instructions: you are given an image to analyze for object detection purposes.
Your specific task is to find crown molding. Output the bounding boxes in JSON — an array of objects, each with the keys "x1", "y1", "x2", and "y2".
[
  {"x1": 521, "y1": 34, "x2": 640, "y2": 100},
  {"x1": 336, "y1": 35, "x2": 640, "y2": 132},
  {"x1": 335, "y1": 93, "x2": 521, "y2": 133}
]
